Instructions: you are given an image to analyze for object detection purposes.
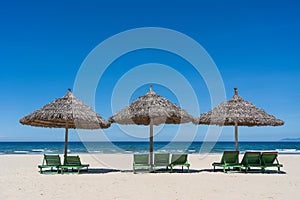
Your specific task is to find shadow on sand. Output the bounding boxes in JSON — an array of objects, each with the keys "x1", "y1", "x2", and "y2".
[
  {"x1": 79, "y1": 168, "x2": 121, "y2": 174},
  {"x1": 41, "y1": 168, "x2": 286, "y2": 174}
]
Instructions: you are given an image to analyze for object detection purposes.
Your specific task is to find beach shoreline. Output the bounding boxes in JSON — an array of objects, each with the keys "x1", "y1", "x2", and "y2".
[{"x1": 1, "y1": 154, "x2": 299, "y2": 200}]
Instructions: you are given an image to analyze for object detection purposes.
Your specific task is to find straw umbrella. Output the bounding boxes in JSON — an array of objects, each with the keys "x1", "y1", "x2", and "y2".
[
  {"x1": 109, "y1": 85, "x2": 194, "y2": 167},
  {"x1": 20, "y1": 89, "x2": 110, "y2": 158},
  {"x1": 196, "y1": 88, "x2": 284, "y2": 151}
]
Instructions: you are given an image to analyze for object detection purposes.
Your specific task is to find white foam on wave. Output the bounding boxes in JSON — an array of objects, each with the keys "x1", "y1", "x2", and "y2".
[
  {"x1": 155, "y1": 149, "x2": 168, "y2": 153},
  {"x1": 276, "y1": 149, "x2": 300, "y2": 154},
  {"x1": 31, "y1": 149, "x2": 44, "y2": 152},
  {"x1": 44, "y1": 150, "x2": 54, "y2": 153},
  {"x1": 90, "y1": 150, "x2": 101, "y2": 153},
  {"x1": 14, "y1": 150, "x2": 29, "y2": 154},
  {"x1": 242, "y1": 150, "x2": 261, "y2": 152}
]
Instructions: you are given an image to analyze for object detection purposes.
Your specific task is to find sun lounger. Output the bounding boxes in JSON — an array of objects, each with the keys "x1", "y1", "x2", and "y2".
[
  {"x1": 38, "y1": 154, "x2": 61, "y2": 174},
  {"x1": 168, "y1": 154, "x2": 190, "y2": 172},
  {"x1": 60, "y1": 155, "x2": 89, "y2": 174},
  {"x1": 153, "y1": 153, "x2": 170, "y2": 171},
  {"x1": 212, "y1": 151, "x2": 241, "y2": 172},
  {"x1": 240, "y1": 152, "x2": 261, "y2": 172},
  {"x1": 260, "y1": 152, "x2": 283, "y2": 173},
  {"x1": 133, "y1": 154, "x2": 151, "y2": 173}
]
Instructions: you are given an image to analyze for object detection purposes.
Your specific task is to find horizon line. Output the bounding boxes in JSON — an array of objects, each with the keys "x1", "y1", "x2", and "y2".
[{"x1": 0, "y1": 140, "x2": 299, "y2": 143}]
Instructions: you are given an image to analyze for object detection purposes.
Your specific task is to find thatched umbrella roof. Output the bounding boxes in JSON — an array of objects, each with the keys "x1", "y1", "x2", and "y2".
[
  {"x1": 196, "y1": 88, "x2": 284, "y2": 126},
  {"x1": 109, "y1": 85, "x2": 194, "y2": 167},
  {"x1": 109, "y1": 86, "x2": 194, "y2": 125},
  {"x1": 195, "y1": 88, "x2": 284, "y2": 151},
  {"x1": 20, "y1": 89, "x2": 110, "y2": 129},
  {"x1": 20, "y1": 89, "x2": 110, "y2": 157}
]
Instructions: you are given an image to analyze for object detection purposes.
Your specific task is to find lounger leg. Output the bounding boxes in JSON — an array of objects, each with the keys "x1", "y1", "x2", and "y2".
[{"x1": 247, "y1": 167, "x2": 250, "y2": 173}]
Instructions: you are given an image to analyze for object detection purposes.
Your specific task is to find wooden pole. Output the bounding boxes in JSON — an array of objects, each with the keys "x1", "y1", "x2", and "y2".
[
  {"x1": 150, "y1": 119, "x2": 154, "y2": 170},
  {"x1": 64, "y1": 123, "x2": 69, "y2": 161},
  {"x1": 234, "y1": 122, "x2": 238, "y2": 151}
]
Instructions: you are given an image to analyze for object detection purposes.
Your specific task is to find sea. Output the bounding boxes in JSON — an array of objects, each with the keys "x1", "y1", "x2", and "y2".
[{"x1": 0, "y1": 141, "x2": 300, "y2": 155}]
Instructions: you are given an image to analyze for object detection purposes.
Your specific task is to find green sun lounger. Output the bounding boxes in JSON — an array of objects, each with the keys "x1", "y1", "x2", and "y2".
[
  {"x1": 133, "y1": 154, "x2": 151, "y2": 173},
  {"x1": 212, "y1": 151, "x2": 241, "y2": 172},
  {"x1": 168, "y1": 154, "x2": 190, "y2": 172},
  {"x1": 153, "y1": 153, "x2": 170, "y2": 171},
  {"x1": 260, "y1": 152, "x2": 283, "y2": 173},
  {"x1": 38, "y1": 154, "x2": 61, "y2": 174},
  {"x1": 60, "y1": 155, "x2": 89, "y2": 174},
  {"x1": 240, "y1": 152, "x2": 261, "y2": 172}
]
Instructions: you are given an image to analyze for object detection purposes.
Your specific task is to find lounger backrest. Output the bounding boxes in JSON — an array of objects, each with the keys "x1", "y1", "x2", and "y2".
[
  {"x1": 171, "y1": 154, "x2": 187, "y2": 165},
  {"x1": 44, "y1": 154, "x2": 61, "y2": 166},
  {"x1": 134, "y1": 154, "x2": 149, "y2": 165},
  {"x1": 154, "y1": 153, "x2": 170, "y2": 166},
  {"x1": 261, "y1": 152, "x2": 278, "y2": 164},
  {"x1": 241, "y1": 152, "x2": 261, "y2": 165},
  {"x1": 221, "y1": 151, "x2": 239, "y2": 164},
  {"x1": 64, "y1": 155, "x2": 81, "y2": 165}
]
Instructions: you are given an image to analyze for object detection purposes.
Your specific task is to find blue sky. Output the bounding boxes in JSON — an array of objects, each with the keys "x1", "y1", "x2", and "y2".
[{"x1": 0, "y1": 0, "x2": 299, "y2": 142}]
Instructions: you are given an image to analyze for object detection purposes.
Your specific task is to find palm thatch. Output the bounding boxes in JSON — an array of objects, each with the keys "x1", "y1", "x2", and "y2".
[
  {"x1": 20, "y1": 89, "x2": 110, "y2": 129},
  {"x1": 196, "y1": 88, "x2": 284, "y2": 126},
  {"x1": 195, "y1": 88, "x2": 284, "y2": 151},
  {"x1": 20, "y1": 89, "x2": 110, "y2": 158},
  {"x1": 109, "y1": 86, "x2": 194, "y2": 125}
]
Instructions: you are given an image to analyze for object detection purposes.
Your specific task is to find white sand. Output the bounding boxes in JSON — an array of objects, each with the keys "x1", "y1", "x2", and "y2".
[{"x1": 0, "y1": 154, "x2": 299, "y2": 200}]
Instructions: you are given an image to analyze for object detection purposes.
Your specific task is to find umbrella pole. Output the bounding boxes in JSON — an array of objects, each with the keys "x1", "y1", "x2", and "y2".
[
  {"x1": 64, "y1": 123, "x2": 69, "y2": 161},
  {"x1": 150, "y1": 119, "x2": 154, "y2": 170},
  {"x1": 234, "y1": 122, "x2": 238, "y2": 151}
]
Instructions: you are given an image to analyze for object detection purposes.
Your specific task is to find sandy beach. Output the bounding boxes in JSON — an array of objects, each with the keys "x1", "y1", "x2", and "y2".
[{"x1": 0, "y1": 154, "x2": 299, "y2": 200}]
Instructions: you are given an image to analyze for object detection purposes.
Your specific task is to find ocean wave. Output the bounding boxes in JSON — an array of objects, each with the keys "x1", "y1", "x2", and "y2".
[
  {"x1": 276, "y1": 149, "x2": 300, "y2": 154},
  {"x1": 240, "y1": 149, "x2": 300, "y2": 154},
  {"x1": 14, "y1": 150, "x2": 29, "y2": 154},
  {"x1": 90, "y1": 150, "x2": 102, "y2": 153},
  {"x1": 31, "y1": 149, "x2": 44, "y2": 152},
  {"x1": 44, "y1": 150, "x2": 54, "y2": 153}
]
